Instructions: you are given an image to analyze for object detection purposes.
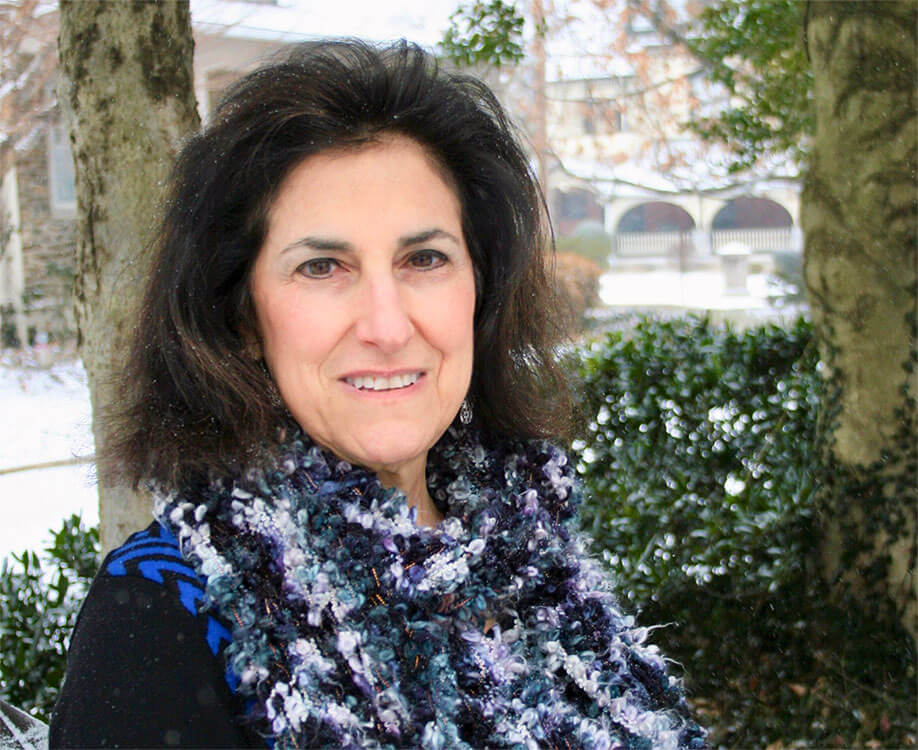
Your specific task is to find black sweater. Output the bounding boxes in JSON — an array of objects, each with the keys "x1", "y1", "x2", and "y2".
[{"x1": 49, "y1": 524, "x2": 265, "y2": 748}]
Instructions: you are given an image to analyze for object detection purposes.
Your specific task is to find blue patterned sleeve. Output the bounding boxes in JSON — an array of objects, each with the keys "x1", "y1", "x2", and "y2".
[{"x1": 49, "y1": 523, "x2": 263, "y2": 748}]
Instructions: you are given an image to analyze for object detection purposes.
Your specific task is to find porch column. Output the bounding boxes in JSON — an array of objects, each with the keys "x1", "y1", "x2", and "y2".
[{"x1": 1, "y1": 167, "x2": 28, "y2": 347}]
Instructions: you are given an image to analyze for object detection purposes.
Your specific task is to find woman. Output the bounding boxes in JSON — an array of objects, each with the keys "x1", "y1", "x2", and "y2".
[{"x1": 51, "y1": 40, "x2": 705, "y2": 749}]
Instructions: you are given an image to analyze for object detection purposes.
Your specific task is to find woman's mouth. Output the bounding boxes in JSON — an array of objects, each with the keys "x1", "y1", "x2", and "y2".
[{"x1": 343, "y1": 372, "x2": 422, "y2": 391}]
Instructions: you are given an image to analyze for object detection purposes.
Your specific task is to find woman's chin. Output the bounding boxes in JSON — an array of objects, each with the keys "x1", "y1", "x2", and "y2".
[{"x1": 315, "y1": 429, "x2": 432, "y2": 478}]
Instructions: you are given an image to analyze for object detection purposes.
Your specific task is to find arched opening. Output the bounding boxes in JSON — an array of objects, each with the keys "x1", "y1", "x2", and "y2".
[
  {"x1": 712, "y1": 197, "x2": 794, "y2": 253},
  {"x1": 617, "y1": 202, "x2": 695, "y2": 233},
  {"x1": 713, "y1": 197, "x2": 793, "y2": 229},
  {"x1": 615, "y1": 202, "x2": 695, "y2": 258}
]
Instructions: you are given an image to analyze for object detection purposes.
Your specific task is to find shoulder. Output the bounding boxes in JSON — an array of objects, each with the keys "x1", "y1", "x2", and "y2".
[
  {"x1": 103, "y1": 522, "x2": 189, "y2": 586},
  {"x1": 50, "y1": 524, "x2": 257, "y2": 747},
  {"x1": 97, "y1": 521, "x2": 234, "y2": 662}
]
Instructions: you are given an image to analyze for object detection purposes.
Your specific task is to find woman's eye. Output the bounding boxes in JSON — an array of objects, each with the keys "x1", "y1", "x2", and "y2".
[
  {"x1": 297, "y1": 258, "x2": 338, "y2": 278},
  {"x1": 408, "y1": 250, "x2": 447, "y2": 269}
]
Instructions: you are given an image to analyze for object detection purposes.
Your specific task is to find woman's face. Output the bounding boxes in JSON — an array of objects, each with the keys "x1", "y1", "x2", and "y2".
[{"x1": 250, "y1": 137, "x2": 476, "y2": 486}]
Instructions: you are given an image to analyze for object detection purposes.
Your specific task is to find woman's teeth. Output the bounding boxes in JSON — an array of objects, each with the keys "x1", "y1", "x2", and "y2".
[{"x1": 345, "y1": 373, "x2": 421, "y2": 391}]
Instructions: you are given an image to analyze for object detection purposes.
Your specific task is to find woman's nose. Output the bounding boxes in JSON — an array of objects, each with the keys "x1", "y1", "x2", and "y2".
[{"x1": 354, "y1": 275, "x2": 414, "y2": 353}]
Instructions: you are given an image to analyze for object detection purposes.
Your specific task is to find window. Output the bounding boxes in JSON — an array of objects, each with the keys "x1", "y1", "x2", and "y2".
[
  {"x1": 582, "y1": 98, "x2": 624, "y2": 135},
  {"x1": 558, "y1": 191, "x2": 591, "y2": 220},
  {"x1": 48, "y1": 123, "x2": 76, "y2": 216}
]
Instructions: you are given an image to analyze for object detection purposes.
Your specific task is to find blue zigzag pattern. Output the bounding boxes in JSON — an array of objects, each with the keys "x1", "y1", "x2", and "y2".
[{"x1": 105, "y1": 523, "x2": 237, "y2": 691}]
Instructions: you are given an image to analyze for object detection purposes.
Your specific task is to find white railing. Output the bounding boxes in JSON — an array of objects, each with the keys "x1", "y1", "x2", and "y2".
[
  {"x1": 613, "y1": 227, "x2": 798, "y2": 258},
  {"x1": 615, "y1": 231, "x2": 694, "y2": 257},
  {"x1": 710, "y1": 228, "x2": 795, "y2": 253}
]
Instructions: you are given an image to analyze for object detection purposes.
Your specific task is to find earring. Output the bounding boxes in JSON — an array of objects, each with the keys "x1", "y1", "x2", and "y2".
[{"x1": 459, "y1": 398, "x2": 472, "y2": 425}]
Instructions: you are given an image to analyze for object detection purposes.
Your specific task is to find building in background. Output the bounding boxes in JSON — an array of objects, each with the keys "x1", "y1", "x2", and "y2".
[
  {"x1": 0, "y1": 0, "x2": 802, "y2": 346},
  {"x1": 0, "y1": 0, "x2": 458, "y2": 345},
  {"x1": 541, "y1": 8, "x2": 801, "y2": 272}
]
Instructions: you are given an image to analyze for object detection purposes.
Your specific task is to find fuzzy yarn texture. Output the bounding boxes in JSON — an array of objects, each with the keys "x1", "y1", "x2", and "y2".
[{"x1": 154, "y1": 425, "x2": 706, "y2": 749}]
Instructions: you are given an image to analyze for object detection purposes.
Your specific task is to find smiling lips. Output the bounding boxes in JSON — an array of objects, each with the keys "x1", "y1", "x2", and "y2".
[{"x1": 343, "y1": 372, "x2": 423, "y2": 392}]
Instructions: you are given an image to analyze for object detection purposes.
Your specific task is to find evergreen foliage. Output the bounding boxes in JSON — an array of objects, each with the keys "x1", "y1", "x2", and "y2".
[
  {"x1": 570, "y1": 316, "x2": 915, "y2": 746},
  {"x1": 0, "y1": 515, "x2": 99, "y2": 720},
  {"x1": 574, "y1": 316, "x2": 819, "y2": 605},
  {"x1": 440, "y1": 0, "x2": 525, "y2": 69},
  {"x1": 687, "y1": 0, "x2": 814, "y2": 172}
]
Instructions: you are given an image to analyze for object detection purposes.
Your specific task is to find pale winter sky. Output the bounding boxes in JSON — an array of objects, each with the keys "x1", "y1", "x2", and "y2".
[
  {"x1": 189, "y1": 0, "x2": 633, "y2": 79},
  {"x1": 190, "y1": 0, "x2": 461, "y2": 47}
]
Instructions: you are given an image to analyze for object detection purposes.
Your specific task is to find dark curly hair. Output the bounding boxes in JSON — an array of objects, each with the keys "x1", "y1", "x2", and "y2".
[{"x1": 107, "y1": 38, "x2": 570, "y2": 489}]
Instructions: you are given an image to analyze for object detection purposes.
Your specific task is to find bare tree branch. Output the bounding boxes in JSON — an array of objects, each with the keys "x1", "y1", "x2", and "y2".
[{"x1": 0, "y1": 0, "x2": 58, "y2": 175}]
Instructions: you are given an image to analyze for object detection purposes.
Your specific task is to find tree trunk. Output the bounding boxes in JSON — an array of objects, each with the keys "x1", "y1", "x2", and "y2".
[
  {"x1": 802, "y1": 0, "x2": 917, "y2": 638},
  {"x1": 58, "y1": 1, "x2": 199, "y2": 554}
]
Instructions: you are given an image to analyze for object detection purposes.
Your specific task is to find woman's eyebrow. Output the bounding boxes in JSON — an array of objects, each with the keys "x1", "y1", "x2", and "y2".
[
  {"x1": 399, "y1": 228, "x2": 461, "y2": 247},
  {"x1": 281, "y1": 229, "x2": 461, "y2": 255},
  {"x1": 280, "y1": 236, "x2": 353, "y2": 254}
]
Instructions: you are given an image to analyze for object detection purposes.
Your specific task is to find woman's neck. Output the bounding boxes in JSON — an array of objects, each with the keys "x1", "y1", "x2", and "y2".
[{"x1": 376, "y1": 465, "x2": 443, "y2": 528}]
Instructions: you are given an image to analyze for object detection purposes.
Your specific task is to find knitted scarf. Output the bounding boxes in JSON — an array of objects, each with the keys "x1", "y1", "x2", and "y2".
[{"x1": 154, "y1": 425, "x2": 705, "y2": 750}]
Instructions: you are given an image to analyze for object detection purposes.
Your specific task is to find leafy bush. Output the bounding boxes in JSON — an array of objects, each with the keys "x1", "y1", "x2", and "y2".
[
  {"x1": 557, "y1": 222, "x2": 613, "y2": 268},
  {"x1": 574, "y1": 315, "x2": 819, "y2": 606},
  {"x1": 569, "y1": 315, "x2": 915, "y2": 747},
  {"x1": 0, "y1": 515, "x2": 99, "y2": 720}
]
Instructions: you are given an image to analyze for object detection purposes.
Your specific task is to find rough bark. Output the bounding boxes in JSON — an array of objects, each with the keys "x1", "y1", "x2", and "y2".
[
  {"x1": 802, "y1": 0, "x2": 917, "y2": 638},
  {"x1": 58, "y1": 1, "x2": 199, "y2": 553}
]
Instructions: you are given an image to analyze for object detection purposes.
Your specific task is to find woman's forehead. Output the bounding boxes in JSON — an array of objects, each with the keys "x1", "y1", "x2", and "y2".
[
  {"x1": 257, "y1": 137, "x2": 466, "y2": 260},
  {"x1": 275, "y1": 134, "x2": 461, "y2": 205}
]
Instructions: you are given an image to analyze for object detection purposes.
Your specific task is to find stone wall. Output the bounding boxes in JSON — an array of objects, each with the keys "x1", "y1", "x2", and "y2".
[{"x1": 11, "y1": 134, "x2": 77, "y2": 343}]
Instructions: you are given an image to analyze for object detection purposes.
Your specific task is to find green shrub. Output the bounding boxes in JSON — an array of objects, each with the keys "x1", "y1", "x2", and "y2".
[
  {"x1": 557, "y1": 222, "x2": 613, "y2": 268},
  {"x1": 569, "y1": 315, "x2": 915, "y2": 746},
  {"x1": 574, "y1": 315, "x2": 819, "y2": 606},
  {"x1": 0, "y1": 515, "x2": 99, "y2": 720}
]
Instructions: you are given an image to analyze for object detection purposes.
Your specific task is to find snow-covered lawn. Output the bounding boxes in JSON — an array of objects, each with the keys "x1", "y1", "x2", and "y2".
[
  {"x1": 0, "y1": 351, "x2": 97, "y2": 562},
  {"x1": 600, "y1": 268, "x2": 773, "y2": 309}
]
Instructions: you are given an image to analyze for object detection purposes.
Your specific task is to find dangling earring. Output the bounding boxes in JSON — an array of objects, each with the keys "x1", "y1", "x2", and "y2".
[{"x1": 459, "y1": 398, "x2": 472, "y2": 425}]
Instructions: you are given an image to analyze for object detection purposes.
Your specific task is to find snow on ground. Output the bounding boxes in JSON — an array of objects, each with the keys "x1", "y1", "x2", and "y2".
[
  {"x1": 600, "y1": 268, "x2": 772, "y2": 310},
  {"x1": 0, "y1": 351, "x2": 97, "y2": 562}
]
